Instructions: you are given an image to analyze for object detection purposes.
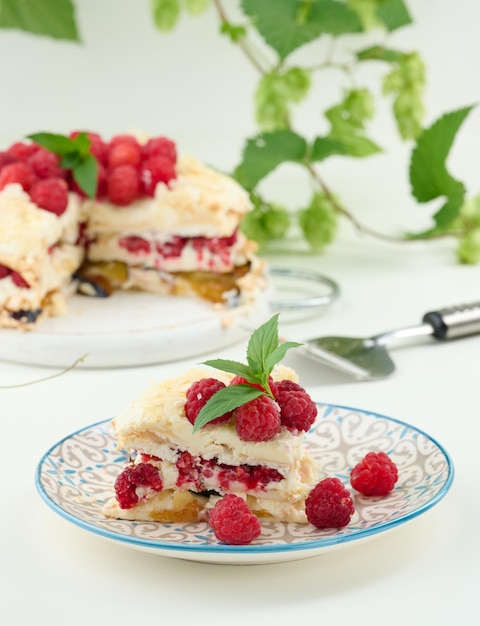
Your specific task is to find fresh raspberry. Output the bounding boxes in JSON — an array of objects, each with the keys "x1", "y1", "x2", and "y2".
[
  {"x1": 350, "y1": 451, "x2": 398, "y2": 496},
  {"x1": 0, "y1": 162, "x2": 37, "y2": 191},
  {"x1": 235, "y1": 395, "x2": 281, "y2": 442},
  {"x1": 107, "y1": 141, "x2": 142, "y2": 170},
  {"x1": 11, "y1": 271, "x2": 30, "y2": 288},
  {"x1": 114, "y1": 462, "x2": 163, "y2": 509},
  {"x1": 106, "y1": 165, "x2": 140, "y2": 205},
  {"x1": 87, "y1": 132, "x2": 109, "y2": 164},
  {"x1": 305, "y1": 477, "x2": 354, "y2": 529},
  {"x1": 209, "y1": 494, "x2": 261, "y2": 545},
  {"x1": 140, "y1": 155, "x2": 176, "y2": 196},
  {"x1": 272, "y1": 379, "x2": 317, "y2": 432},
  {"x1": 229, "y1": 375, "x2": 273, "y2": 392},
  {"x1": 119, "y1": 236, "x2": 151, "y2": 255},
  {"x1": 0, "y1": 151, "x2": 16, "y2": 170},
  {"x1": 29, "y1": 178, "x2": 69, "y2": 216},
  {"x1": 142, "y1": 136, "x2": 177, "y2": 162},
  {"x1": 184, "y1": 378, "x2": 233, "y2": 426},
  {"x1": 0, "y1": 265, "x2": 11, "y2": 279},
  {"x1": 109, "y1": 134, "x2": 141, "y2": 150},
  {"x1": 7, "y1": 141, "x2": 38, "y2": 160},
  {"x1": 28, "y1": 148, "x2": 64, "y2": 180}
]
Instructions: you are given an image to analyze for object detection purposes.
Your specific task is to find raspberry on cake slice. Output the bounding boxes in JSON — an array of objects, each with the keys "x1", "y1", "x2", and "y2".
[{"x1": 102, "y1": 315, "x2": 321, "y2": 525}]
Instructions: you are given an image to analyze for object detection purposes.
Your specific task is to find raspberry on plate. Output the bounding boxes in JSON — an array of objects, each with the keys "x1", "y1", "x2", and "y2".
[
  {"x1": 350, "y1": 451, "x2": 398, "y2": 496},
  {"x1": 184, "y1": 378, "x2": 233, "y2": 426},
  {"x1": 305, "y1": 477, "x2": 354, "y2": 529},
  {"x1": 235, "y1": 395, "x2": 281, "y2": 442},
  {"x1": 209, "y1": 494, "x2": 261, "y2": 545}
]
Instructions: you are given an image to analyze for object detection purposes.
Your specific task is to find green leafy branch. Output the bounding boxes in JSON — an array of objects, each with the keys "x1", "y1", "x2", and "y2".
[
  {"x1": 150, "y1": 0, "x2": 479, "y2": 262},
  {"x1": 2, "y1": 0, "x2": 479, "y2": 262}
]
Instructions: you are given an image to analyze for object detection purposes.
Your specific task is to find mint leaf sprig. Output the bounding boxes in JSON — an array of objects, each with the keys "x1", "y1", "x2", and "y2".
[
  {"x1": 27, "y1": 131, "x2": 98, "y2": 198},
  {"x1": 192, "y1": 314, "x2": 301, "y2": 432}
]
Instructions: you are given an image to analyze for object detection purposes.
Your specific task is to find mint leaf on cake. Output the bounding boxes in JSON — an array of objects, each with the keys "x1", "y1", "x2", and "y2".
[{"x1": 194, "y1": 313, "x2": 302, "y2": 431}]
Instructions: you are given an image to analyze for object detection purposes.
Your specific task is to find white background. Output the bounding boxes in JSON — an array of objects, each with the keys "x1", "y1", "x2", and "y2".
[{"x1": 1, "y1": 3, "x2": 480, "y2": 626}]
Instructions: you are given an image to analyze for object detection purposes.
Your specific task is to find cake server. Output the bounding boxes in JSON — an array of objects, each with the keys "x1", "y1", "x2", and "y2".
[{"x1": 302, "y1": 301, "x2": 480, "y2": 380}]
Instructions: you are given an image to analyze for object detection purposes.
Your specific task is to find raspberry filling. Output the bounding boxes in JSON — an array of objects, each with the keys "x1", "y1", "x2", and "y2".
[
  {"x1": 113, "y1": 451, "x2": 284, "y2": 510},
  {"x1": 118, "y1": 230, "x2": 238, "y2": 264},
  {"x1": 175, "y1": 451, "x2": 284, "y2": 493},
  {"x1": 0, "y1": 264, "x2": 30, "y2": 288}
]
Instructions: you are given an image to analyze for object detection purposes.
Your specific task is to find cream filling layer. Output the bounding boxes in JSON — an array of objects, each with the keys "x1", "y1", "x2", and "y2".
[
  {"x1": 87, "y1": 231, "x2": 251, "y2": 273},
  {"x1": 82, "y1": 155, "x2": 252, "y2": 238},
  {"x1": 0, "y1": 242, "x2": 83, "y2": 311}
]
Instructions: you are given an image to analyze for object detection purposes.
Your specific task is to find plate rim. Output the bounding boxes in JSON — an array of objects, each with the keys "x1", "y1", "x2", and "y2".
[{"x1": 35, "y1": 403, "x2": 455, "y2": 557}]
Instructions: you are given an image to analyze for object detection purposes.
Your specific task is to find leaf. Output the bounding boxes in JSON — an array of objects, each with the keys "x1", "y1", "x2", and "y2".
[
  {"x1": 150, "y1": 0, "x2": 181, "y2": 31},
  {"x1": 264, "y1": 342, "x2": 302, "y2": 372},
  {"x1": 310, "y1": 136, "x2": 348, "y2": 161},
  {"x1": 356, "y1": 45, "x2": 402, "y2": 63},
  {"x1": 72, "y1": 154, "x2": 98, "y2": 199},
  {"x1": 27, "y1": 131, "x2": 98, "y2": 198},
  {"x1": 27, "y1": 132, "x2": 78, "y2": 156},
  {"x1": 202, "y1": 358, "x2": 254, "y2": 380},
  {"x1": 0, "y1": 0, "x2": 80, "y2": 41},
  {"x1": 220, "y1": 21, "x2": 247, "y2": 42},
  {"x1": 408, "y1": 106, "x2": 475, "y2": 234},
  {"x1": 376, "y1": 0, "x2": 412, "y2": 32},
  {"x1": 234, "y1": 130, "x2": 308, "y2": 191},
  {"x1": 192, "y1": 385, "x2": 264, "y2": 432},
  {"x1": 241, "y1": 0, "x2": 362, "y2": 60},
  {"x1": 409, "y1": 106, "x2": 474, "y2": 202},
  {"x1": 246, "y1": 313, "x2": 280, "y2": 373}
]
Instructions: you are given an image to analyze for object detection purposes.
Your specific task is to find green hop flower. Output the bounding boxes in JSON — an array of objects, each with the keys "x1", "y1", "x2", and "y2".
[
  {"x1": 457, "y1": 229, "x2": 480, "y2": 264},
  {"x1": 298, "y1": 192, "x2": 338, "y2": 251}
]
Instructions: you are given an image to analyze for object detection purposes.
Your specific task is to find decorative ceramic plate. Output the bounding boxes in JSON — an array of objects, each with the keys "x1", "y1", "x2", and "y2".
[
  {"x1": 35, "y1": 403, "x2": 453, "y2": 565},
  {"x1": 0, "y1": 269, "x2": 339, "y2": 369}
]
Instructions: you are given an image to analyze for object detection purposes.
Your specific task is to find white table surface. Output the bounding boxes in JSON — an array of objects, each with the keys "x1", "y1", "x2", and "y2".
[{"x1": 1, "y1": 228, "x2": 478, "y2": 626}]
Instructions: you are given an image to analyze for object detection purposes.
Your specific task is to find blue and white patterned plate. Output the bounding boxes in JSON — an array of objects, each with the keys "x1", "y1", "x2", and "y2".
[{"x1": 35, "y1": 404, "x2": 454, "y2": 565}]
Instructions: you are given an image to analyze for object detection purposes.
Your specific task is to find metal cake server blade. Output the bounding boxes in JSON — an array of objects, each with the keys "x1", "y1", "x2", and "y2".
[{"x1": 302, "y1": 301, "x2": 480, "y2": 380}]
